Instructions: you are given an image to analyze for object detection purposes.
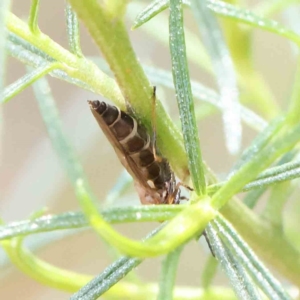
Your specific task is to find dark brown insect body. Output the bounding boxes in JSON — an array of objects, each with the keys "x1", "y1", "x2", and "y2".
[{"x1": 88, "y1": 100, "x2": 180, "y2": 205}]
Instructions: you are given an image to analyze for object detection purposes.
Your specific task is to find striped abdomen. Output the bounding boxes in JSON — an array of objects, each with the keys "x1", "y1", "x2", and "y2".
[{"x1": 88, "y1": 100, "x2": 178, "y2": 204}]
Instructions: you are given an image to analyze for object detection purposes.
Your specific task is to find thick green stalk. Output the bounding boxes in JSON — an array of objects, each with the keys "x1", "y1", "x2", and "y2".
[
  {"x1": 68, "y1": 0, "x2": 189, "y2": 180},
  {"x1": 7, "y1": 13, "x2": 124, "y2": 108}
]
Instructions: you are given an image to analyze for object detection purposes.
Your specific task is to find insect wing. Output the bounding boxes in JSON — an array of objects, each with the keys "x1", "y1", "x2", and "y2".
[{"x1": 89, "y1": 103, "x2": 154, "y2": 193}]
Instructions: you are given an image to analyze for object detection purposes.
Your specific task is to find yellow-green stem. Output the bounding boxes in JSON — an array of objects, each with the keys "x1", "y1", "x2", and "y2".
[{"x1": 68, "y1": 0, "x2": 189, "y2": 179}]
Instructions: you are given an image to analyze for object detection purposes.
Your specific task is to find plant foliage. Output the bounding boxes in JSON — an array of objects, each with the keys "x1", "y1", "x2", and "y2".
[{"x1": 1, "y1": 0, "x2": 300, "y2": 299}]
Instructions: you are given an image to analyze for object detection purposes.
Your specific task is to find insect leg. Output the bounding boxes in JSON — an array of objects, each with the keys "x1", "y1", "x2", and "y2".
[
  {"x1": 202, "y1": 230, "x2": 216, "y2": 257},
  {"x1": 177, "y1": 182, "x2": 194, "y2": 192}
]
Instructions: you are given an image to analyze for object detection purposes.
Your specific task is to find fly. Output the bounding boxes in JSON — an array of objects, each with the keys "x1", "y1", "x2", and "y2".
[{"x1": 88, "y1": 87, "x2": 182, "y2": 205}]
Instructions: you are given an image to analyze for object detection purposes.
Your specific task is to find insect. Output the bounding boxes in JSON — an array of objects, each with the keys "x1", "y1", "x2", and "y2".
[
  {"x1": 88, "y1": 87, "x2": 182, "y2": 205},
  {"x1": 89, "y1": 89, "x2": 214, "y2": 255}
]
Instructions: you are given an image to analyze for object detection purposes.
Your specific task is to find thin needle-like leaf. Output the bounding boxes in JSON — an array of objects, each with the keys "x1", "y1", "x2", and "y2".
[
  {"x1": 255, "y1": 154, "x2": 299, "y2": 180},
  {"x1": 143, "y1": 65, "x2": 267, "y2": 132},
  {"x1": 214, "y1": 216, "x2": 291, "y2": 300},
  {"x1": 210, "y1": 122, "x2": 300, "y2": 210},
  {"x1": 132, "y1": 0, "x2": 169, "y2": 29},
  {"x1": 208, "y1": 154, "x2": 300, "y2": 195},
  {"x1": 28, "y1": 0, "x2": 40, "y2": 34},
  {"x1": 70, "y1": 226, "x2": 162, "y2": 300},
  {"x1": 6, "y1": 34, "x2": 94, "y2": 92},
  {"x1": 169, "y1": 0, "x2": 206, "y2": 195},
  {"x1": 240, "y1": 166, "x2": 300, "y2": 192},
  {"x1": 206, "y1": 0, "x2": 300, "y2": 46},
  {"x1": 130, "y1": 1, "x2": 276, "y2": 119},
  {"x1": 65, "y1": 3, "x2": 83, "y2": 57},
  {"x1": 71, "y1": 257, "x2": 142, "y2": 300},
  {"x1": 205, "y1": 224, "x2": 261, "y2": 300},
  {"x1": 129, "y1": 1, "x2": 211, "y2": 74},
  {"x1": 7, "y1": 14, "x2": 125, "y2": 107},
  {"x1": 89, "y1": 56, "x2": 267, "y2": 132},
  {"x1": 157, "y1": 244, "x2": 185, "y2": 300},
  {"x1": 32, "y1": 71, "x2": 89, "y2": 185},
  {"x1": 132, "y1": 0, "x2": 190, "y2": 29},
  {"x1": 0, "y1": 205, "x2": 183, "y2": 241},
  {"x1": 7, "y1": 32, "x2": 54, "y2": 63},
  {"x1": 191, "y1": 0, "x2": 241, "y2": 154},
  {"x1": 2, "y1": 62, "x2": 61, "y2": 104},
  {"x1": 228, "y1": 116, "x2": 285, "y2": 177}
]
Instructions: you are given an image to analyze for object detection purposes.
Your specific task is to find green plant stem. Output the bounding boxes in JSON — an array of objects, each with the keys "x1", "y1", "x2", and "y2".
[
  {"x1": 71, "y1": 227, "x2": 161, "y2": 299},
  {"x1": 211, "y1": 123, "x2": 300, "y2": 211},
  {"x1": 5, "y1": 0, "x2": 300, "y2": 289},
  {"x1": 6, "y1": 13, "x2": 124, "y2": 107},
  {"x1": 1, "y1": 238, "x2": 92, "y2": 292},
  {"x1": 104, "y1": 0, "x2": 128, "y2": 19},
  {"x1": 28, "y1": 0, "x2": 40, "y2": 34},
  {"x1": 68, "y1": 0, "x2": 189, "y2": 180},
  {"x1": 1, "y1": 197, "x2": 299, "y2": 286},
  {"x1": 1, "y1": 238, "x2": 236, "y2": 299},
  {"x1": 219, "y1": 11, "x2": 279, "y2": 118},
  {"x1": 157, "y1": 244, "x2": 185, "y2": 300},
  {"x1": 130, "y1": 1, "x2": 278, "y2": 120},
  {"x1": 191, "y1": 0, "x2": 241, "y2": 155},
  {"x1": 207, "y1": 0, "x2": 300, "y2": 47},
  {"x1": 2, "y1": 199, "x2": 300, "y2": 286},
  {"x1": 78, "y1": 182, "x2": 216, "y2": 257}
]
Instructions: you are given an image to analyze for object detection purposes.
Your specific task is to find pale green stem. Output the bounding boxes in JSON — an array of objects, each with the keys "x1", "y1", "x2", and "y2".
[{"x1": 28, "y1": 0, "x2": 40, "y2": 34}]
